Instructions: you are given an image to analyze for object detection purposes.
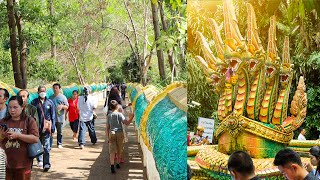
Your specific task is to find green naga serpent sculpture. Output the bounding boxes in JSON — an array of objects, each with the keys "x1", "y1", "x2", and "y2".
[{"x1": 190, "y1": 0, "x2": 307, "y2": 179}]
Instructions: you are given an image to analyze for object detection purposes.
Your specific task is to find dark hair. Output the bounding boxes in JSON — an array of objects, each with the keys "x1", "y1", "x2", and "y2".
[
  {"x1": 110, "y1": 100, "x2": 118, "y2": 110},
  {"x1": 0, "y1": 88, "x2": 9, "y2": 98},
  {"x1": 52, "y1": 83, "x2": 61, "y2": 89},
  {"x1": 274, "y1": 148, "x2": 302, "y2": 166},
  {"x1": 107, "y1": 87, "x2": 121, "y2": 108},
  {"x1": 109, "y1": 87, "x2": 119, "y2": 96},
  {"x1": 38, "y1": 85, "x2": 46, "y2": 92},
  {"x1": 72, "y1": 90, "x2": 78, "y2": 94},
  {"x1": 18, "y1": 89, "x2": 29, "y2": 97},
  {"x1": 3, "y1": 96, "x2": 26, "y2": 121},
  {"x1": 228, "y1": 151, "x2": 255, "y2": 176},
  {"x1": 310, "y1": 146, "x2": 320, "y2": 176},
  {"x1": 83, "y1": 87, "x2": 89, "y2": 103}
]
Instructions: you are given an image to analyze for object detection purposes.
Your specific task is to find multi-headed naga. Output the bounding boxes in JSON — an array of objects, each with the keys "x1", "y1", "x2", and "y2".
[{"x1": 193, "y1": 0, "x2": 307, "y2": 161}]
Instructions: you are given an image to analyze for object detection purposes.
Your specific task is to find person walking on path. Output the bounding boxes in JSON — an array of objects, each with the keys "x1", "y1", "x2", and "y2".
[
  {"x1": 31, "y1": 85, "x2": 56, "y2": 172},
  {"x1": 50, "y1": 83, "x2": 69, "y2": 149},
  {"x1": 106, "y1": 100, "x2": 134, "y2": 173},
  {"x1": 104, "y1": 87, "x2": 122, "y2": 114},
  {"x1": 114, "y1": 104, "x2": 129, "y2": 163},
  {"x1": 0, "y1": 88, "x2": 9, "y2": 120},
  {"x1": 298, "y1": 128, "x2": 307, "y2": 141},
  {"x1": 67, "y1": 90, "x2": 79, "y2": 140},
  {"x1": 78, "y1": 87, "x2": 97, "y2": 149},
  {"x1": 0, "y1": 96, "x2": 39, "y2": 179},
  {"x1": 19, "y1": 89, "x2": 39, "y2": 127},
  {"x1": 120, "y1": 83, "x2": 127, "y2": 100}
]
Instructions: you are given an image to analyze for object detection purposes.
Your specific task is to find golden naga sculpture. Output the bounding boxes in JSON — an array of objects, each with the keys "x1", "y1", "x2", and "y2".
[{"x1": 191, "y1": 0, "x2": 308, "y2": 178}]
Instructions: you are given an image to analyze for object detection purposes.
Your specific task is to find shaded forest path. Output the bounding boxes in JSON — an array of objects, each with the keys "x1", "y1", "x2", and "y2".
[{"x1": 31, "y1": 92, "x2": 147, "y2": 180}]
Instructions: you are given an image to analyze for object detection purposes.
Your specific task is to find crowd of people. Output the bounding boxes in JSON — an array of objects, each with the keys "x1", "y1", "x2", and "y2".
[
  {"x1": 0, "y1": 82, "x2": 132, "y2": 179},
  {"x1": 226, "y1": 148, "x2": 320, "y2": 180},
  {"x1": 187, "y1": 125, "x2": 320, "y2": 180}
]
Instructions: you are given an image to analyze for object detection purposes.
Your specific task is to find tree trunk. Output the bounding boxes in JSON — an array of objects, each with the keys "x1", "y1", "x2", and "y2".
[
  {"x1": 123, "y1": 0, "x2": 141, "y2": 82},
  {"x1": 159, "y1": 0, "x2": 176, "y2": 77},
  {"x1": 68, "y1": 48, "x2": 85, "y2": 85},
  {"x1": 49, "y1": 0, "x2": 56, "y2": 59},
  {"x1": 151, "y1": 1, "x2": 166, "y2": 81},
  {"x1": 7, "y1": 0, "x2": 23, "y2": 88},
  {"x1": 178, "y1": 39, "x2": 186, "y2": 69},
  {"x1": 142, "y1": 0, "x2": 148, "y2": 85},
  {"x1": 15, "y1": 13, "x2": 27, "y2": 89}
]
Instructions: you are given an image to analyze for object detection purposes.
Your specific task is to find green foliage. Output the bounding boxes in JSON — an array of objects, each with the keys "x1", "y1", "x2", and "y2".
[
  {"x1": 0, "y1": 48, "x2": 14, "y2": 84},
  {"x1": 27, "y1": 58, "x2": 64, "y2": 83},
  {"x1": 121, "y1": 53, "x2": 140, "y2": 83},
  {"x1": 107, "y1": 65, "x2": 124, "y2": 84},
  {"x1": 187, "y1": 54, "x2": 218, "y2": 130},
  {"x1": 304, "y1": 86, "x2": 320, "y2": 139}
]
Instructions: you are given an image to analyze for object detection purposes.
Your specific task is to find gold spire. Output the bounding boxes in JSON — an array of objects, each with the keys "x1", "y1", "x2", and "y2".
[
  {"x1": 267, "y1": 16, "x2": 279, "y2": 63},
  {"x1": 246, "y1": 3, "x2": 263, "y2": 55},
  {"x1": 282, "y1": 36, "x2": 291, "y2": 64},
  {"x1": 195, "y1": 31, "x2": 222, "y2": 69},
  {"x1": 223, "y1": 0, "x2": 245, "y2": 51},
  {"x1": 208, "y1": 18, "x2": 224, "y2": 60}
]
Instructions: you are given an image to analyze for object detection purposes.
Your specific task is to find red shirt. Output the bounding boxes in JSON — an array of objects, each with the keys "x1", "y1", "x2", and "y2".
[{"x1": 68, "y1": 98, "x2": 79, "y2": 122}]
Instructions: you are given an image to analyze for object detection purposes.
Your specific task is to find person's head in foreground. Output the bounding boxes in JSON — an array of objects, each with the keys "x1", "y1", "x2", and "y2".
[
  {"x1": 228, "y1": 151, "x2": 258, "y2": 180},
  {"x1": 274, "y1": 148, "x2": 317, "y2": 180}
]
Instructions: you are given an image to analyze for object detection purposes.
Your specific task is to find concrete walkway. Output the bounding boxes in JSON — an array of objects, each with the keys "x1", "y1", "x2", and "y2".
[{"x1": 31, "y1": 94, "x2": 147, "y2": 180}]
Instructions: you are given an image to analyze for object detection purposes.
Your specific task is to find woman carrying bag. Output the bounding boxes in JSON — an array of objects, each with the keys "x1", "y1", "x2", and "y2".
[{"x1": 0, "y1": 96, "x2": 39, "y2": 180}]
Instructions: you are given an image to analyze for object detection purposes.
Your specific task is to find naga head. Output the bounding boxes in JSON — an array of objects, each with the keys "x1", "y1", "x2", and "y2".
[
  {"x1": 246, "y1": 3, "x2": 265, "y2": 76},
  {"x1": 248, "y1": 58, "x2": 263, "y2": 74},
  {"x1": 279, "y1": 36, "x2": 293, "y2": 87},
  {"x1": 208, "y1": 72, "x2": 225, "y2": 93},
  {"x1": 223, "y1": 0, "x2": 247, "y2": 84},
  {"x1": 225, "y1": 45, "x2": 248, "y2": 84},
  {"x1": 265, "y1": 60, "x2": 280, "y2": 84},
  {"x1": 265, "y1": 15, "x2": 280, "y2": 84},
  {"x1": 195, "y1": 56, "x2": 224, "y2": 93},
  {"x1": 279, "y1": 66, "x2": 292, "y2": 87}
]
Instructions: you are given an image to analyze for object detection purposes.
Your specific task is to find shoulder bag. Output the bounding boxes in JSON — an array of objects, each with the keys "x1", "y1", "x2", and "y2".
[
  {"x1": 26, "y1": 117, "x2": 44, "y2": 159},
  {"x1": 39, "y1": 101, "x2": 52, "y2": 133}
]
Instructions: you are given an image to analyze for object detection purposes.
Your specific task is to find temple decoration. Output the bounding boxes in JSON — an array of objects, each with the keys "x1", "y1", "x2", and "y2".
[
  {"x1": 128, "y1": 82, "x2": 187, "y2": 180},
  {"x1": 190, "y1": 0, "x2": 308, "y2": 178}
]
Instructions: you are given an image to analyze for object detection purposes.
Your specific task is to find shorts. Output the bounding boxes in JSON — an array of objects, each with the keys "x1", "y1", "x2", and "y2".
[{"x1": 109, "y1": 131, "x2": 124, "y2": 154}]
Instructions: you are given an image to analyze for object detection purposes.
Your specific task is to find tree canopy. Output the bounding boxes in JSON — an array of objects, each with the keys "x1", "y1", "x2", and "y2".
[{"x1": 0, "y1": 0, "x2": 186, "y2": 88}]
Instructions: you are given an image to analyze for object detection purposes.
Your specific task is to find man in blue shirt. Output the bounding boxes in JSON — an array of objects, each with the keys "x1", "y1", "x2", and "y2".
[
  {"x1": 50, "y1": 83, "x2": 69, "y2": 149},
  {"x1": 31, "y1": 85, "x2": 56, "y2": 172}
]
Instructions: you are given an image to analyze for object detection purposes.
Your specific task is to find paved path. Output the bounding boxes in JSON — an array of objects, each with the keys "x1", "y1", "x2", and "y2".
[{"x1": 31, "y1": 95, "x2": 147, "y2": 180}]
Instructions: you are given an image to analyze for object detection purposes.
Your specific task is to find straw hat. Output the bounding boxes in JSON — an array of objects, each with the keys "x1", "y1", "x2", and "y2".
[{"x1": 197, "y1": 126, "x2": 204, "y2": 131}]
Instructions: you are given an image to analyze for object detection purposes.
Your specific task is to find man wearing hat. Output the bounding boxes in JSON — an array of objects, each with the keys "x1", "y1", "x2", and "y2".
[{"x1": 191, "y1": 126, "x2": 209, "y2": 146}]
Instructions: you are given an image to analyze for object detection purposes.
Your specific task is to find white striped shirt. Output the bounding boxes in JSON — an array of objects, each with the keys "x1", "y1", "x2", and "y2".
[{"x1": 0, "y1": 148, "x2": 6, "y2": 180}]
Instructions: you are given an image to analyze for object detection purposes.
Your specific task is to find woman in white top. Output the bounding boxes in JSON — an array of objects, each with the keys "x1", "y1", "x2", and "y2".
[{"x1": 77, "y1": 87, "x2": 98, "y2": 149}]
